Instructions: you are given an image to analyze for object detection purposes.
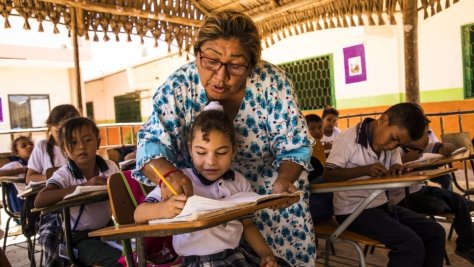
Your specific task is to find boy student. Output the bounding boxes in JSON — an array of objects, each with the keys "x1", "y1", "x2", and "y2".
[
  {"x1": 321, "y1": 106, "x2": 341, "y2": 150},
  {"x1": 389, "y1": 126, "x2": 474, "y2": 264},
  {"x1": 305, "y1": 114, "x2": 326, "y2": 181},
  {"x1": 323, "y1": 102, "x2": 446, "y2": 267}
]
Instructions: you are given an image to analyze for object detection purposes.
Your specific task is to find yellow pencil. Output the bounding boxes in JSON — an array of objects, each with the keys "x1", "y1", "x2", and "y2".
[{"x1": 150, "y1": 165, "x2": 179, "y2": 196}]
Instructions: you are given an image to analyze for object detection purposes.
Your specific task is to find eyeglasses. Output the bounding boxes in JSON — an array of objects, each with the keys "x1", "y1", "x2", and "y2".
[{"x1": 199, "y1": 50, "x2": 250, "y2": 76}]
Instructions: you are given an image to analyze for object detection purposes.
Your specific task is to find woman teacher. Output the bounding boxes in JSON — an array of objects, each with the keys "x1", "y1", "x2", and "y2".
[{"x1": 133, "y1": 10, "x2": 316, "y2": 266}]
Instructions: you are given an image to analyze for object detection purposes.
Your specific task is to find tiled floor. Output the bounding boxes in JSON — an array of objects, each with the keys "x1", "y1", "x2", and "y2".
[{"x1": 2, "y1": 169, "x2": 474, "y2": 266}]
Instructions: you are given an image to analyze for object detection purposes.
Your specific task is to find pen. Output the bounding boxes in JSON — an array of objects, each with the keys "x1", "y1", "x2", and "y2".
[{"x1": 150, "y1": 165, "x2": 179, "y2": 196}]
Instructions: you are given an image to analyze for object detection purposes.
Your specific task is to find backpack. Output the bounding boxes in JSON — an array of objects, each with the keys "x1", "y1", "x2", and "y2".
[{"x1": 20, "y1": 194, "x2": 41, "y2": 238}]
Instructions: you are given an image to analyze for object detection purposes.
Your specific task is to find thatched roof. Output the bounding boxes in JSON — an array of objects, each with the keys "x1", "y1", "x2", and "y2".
[{"x1": 0, "y1": 0, "x2": 460, "y2": 52}]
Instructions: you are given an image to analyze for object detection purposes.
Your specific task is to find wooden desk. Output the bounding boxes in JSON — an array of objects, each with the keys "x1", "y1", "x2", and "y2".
[
  {"x1": 89, "y1": 195, "x2": 300, "y2": 267},
  {"x1": 33, "y1": 189, "x2": 109, "y2": 265},
  {"x1": 311, "y1": 168, "x2": 456, "y2": 267}
]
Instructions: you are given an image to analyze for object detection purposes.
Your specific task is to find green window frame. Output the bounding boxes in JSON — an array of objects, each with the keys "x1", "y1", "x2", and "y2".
[
  {"x1": 114, "y1": 93, "x2": 141, "y2": 123},
  {"x1": 461, "y1": 23, "x2": 474, "y2": 99},
  {"x1": 278, "y1": 54, "x2": 335, "y2": 110}
]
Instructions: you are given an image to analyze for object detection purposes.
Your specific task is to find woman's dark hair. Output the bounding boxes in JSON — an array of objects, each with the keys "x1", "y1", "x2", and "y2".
[
  {"x1": 322, "y1": 106, "x2": 339, "y2": 119},
  {"x1": 384, "y1": 102, "x2": 427, "y2": 140},
  {"x1": 305, "y1": 114, "x2": 322, "y2": 124},
  {"x1": 11, "y1": 136, "x2": 32, "y2": 155},
  {"x1": 59, "y1": 117, "x2": 100, "y2": 154},
  {"x1": 189, "y1": 109, "x2": 236, "y2": 147},
  {"x1": 45, "y1": 104, "x2": 80, "y2": 166},
  {"x1": 193, "y1": 10, "x2": 261, "y2": 72}
]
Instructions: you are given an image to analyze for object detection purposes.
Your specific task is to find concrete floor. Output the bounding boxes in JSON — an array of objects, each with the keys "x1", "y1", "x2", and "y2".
[{"x1": 2, "y1": 169, "x2": 474, "y2": 266}]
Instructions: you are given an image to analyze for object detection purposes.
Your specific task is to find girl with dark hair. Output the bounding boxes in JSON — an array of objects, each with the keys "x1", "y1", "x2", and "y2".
[
  {"x1": 35, "y1": 117, "x2": 122, "y2": 266},
  {"x1": 26, "y1": 104, "x2": 80, "y2": 266}
]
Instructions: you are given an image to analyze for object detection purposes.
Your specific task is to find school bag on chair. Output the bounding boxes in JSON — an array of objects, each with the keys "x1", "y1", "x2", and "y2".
[{"x1": 108, "y1": 170, "x2": 181, "y2": 267}]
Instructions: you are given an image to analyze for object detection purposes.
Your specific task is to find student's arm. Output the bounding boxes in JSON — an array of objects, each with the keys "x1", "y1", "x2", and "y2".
[
  {"x1": 242, "y1": 218, "x2": 277, "y2": 267},
  {"x1": 34, "y1": 184, "x2": 75, "y2": 208},
  {"x1": 34, "y1": 176, "x2": 106, "y2": 208},
  {"x1": 26, "y1": 168, "x2": 46, "y2": 184},
  {"x1": 134, "y1": 194, "x2": 187, "y2": 223},
  {"x1": 322, "y1": 163, "x2": 388, "y2": 182},
  {"x1": 0, "y1": 167, "x2": 27, "y2": 177}
]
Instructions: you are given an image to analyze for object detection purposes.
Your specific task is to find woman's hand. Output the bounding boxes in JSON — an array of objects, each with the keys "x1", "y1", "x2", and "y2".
[
  {"x1": 260, "y1": 255, "x2": 277, "y2": 267},
  {"x1": 161, "y1": 171, "x2": 193, "y2": 201},
  {"x1": 272, "y1": 177, "x2": 297, "y2": 194}
]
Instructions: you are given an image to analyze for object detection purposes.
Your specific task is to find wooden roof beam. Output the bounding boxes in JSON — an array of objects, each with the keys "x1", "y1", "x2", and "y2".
[
  {"x1": 251, "y1": 0, "x2": 333, "y2": 23},
  {"x1": 38, "y1": 0, "x2": 202, "y2": 27}
]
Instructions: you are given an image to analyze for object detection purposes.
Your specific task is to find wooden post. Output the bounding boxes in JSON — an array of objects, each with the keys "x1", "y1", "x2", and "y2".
[
  {"x1": 71, "y1": 7, "x2": 83, "y2": 115},
  {"x1": 403, "y1": 0, "x2": 419, "y2": 104}
]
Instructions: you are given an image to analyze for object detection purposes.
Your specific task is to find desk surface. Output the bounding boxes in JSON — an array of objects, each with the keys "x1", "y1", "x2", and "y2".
[
  {"x1": 0, "y1": 176, "x2": 25, "y2": 184},
  {"x1": 404, "y1": 150, "x2": 470, "y2": 171},
  {"x1": 33, "y1": 189, "x2": 109, "y2": 214},
  {"x1": 89, "y1": 195, "x2": 300, "y2": 240},
  {"x1": 311, "y1": 168, "x2": 456, "y2": 193}
]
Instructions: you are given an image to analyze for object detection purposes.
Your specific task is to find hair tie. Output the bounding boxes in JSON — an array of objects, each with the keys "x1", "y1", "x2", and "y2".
[{"x1": 204, "y1": 101, "x2": 224, "y2": 111}]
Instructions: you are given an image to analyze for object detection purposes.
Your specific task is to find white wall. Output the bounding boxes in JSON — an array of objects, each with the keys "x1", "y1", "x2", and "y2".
[
  {"x1": 0, "y1": 66, "x2": 73, "y2": 152},
  {"x1": 262, "y1": 0, "x2": 474, "y2": 102}
]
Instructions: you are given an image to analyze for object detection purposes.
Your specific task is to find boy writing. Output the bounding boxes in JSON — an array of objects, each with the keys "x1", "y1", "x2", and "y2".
[{"x1": 322, "y1": 102, "x2": 446, "y2": 267}]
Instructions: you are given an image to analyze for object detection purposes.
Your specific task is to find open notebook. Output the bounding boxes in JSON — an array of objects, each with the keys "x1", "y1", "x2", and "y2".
[
  {"x1": 149, "y1": 191, "x2": 303, "y2": 224},
  {"x1": 63, "y1": 185, "x2": 107, "y2": 199}
]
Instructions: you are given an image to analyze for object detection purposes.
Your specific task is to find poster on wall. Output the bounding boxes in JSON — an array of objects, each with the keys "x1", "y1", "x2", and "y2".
[
  {"x1": 0, "y1": 97, "x2": 3, "y2": 122},
  {"x1": 343, "y1": 44, "x2": 367, "y2": 84}
]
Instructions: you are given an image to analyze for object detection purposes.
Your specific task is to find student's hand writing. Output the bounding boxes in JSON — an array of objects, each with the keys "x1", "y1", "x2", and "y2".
[
  {"x1": 403, "y1": 150, "x2": 422, "y2": 162},
  {"x1": 366, "y1": 163, "x2": 388, "y2": 177},
  {"x1": 438, "y1": 143, "x2": 455, "y2": 156},
  {"x1": 260, "y1": 255, "x2": 277, "y2": 267},
  {"x1": 162, "y1": 194, "x2": 187, "y2": 218},
  {"x1": 161, "y1": 171, "x2": 193, "y2": 201},
  {"x1": 84, "y1": 176, "x2": 107, "y2": 186},
  {"x1": 388, "y1": 164, "x2": 404, "y2": 175}
]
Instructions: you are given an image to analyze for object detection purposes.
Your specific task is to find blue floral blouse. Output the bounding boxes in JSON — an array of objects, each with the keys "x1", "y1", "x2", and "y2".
[{"x1": 133, "y1": 60, "x2": 316, "y2": 266}]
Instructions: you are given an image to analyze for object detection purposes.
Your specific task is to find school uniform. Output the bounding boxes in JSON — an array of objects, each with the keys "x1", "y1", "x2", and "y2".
[
  {"x1": 321, "y1": 126, "x2": 341, "y2": 145},
  {"x1": 326, "y1": 118, "x2": 446, "y2": 267},
  {"x1": 47, "y1": 156, "x2": 122, "y2": 266},
  {"x1": 144, "y1": 168, "x2": 289, "y2": 267},
  {"x1": 28, "y1": 139, "x2": 68, "y2": 267},
  {"x1": 388, "y1": 130, "x2": 474, "y2": 253}
]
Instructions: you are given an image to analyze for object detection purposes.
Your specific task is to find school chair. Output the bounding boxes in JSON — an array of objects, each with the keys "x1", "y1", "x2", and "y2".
[
  {"x1": 107, "y1": 171, "x2": 181, "y2": 266},
  {"x1": 1, "y1": 180, "x2": 23, "y2": 251},
  {"x1": 310, "y1": 191, "x2": 385, "y2": 266},
  {"x1": 441, "y1": 132, "x2": 474, "y2": 193}
]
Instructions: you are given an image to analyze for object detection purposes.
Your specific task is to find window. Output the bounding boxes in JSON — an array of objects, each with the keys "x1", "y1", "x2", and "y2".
[
  {"x1": 8, "y1": 95, "x2": 50, "y2": 129},
  {"x1": 114, "y1": 93, "x2": 141, "y2": 123},
  {"x1": 86, "y1": 102, "x2": 94, "y2": 120},
  {"x1": 278, "y1": 55, "x2": 335, "y2": 110},
  {"x1": 462, "y1": 23, "x2": 474, "y2": 98}
]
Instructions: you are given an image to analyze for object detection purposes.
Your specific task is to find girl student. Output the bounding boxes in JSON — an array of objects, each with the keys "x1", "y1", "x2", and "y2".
[
  {"x1": 0, "y1": 136, "x2": 34, "y2": 211},
  {"x1": 35, "y1": 117, "x2": 122, "y2": 266},
  {"x1": 26, "y1": 104, "x2": 80, "y2": 266},
  {"x1": 134, "y1": 102, "x2": 287, "y2": 267}
]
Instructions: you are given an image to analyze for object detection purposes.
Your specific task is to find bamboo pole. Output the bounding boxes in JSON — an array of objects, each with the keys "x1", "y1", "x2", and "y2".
[
  {"x1": 37, "y1": 0, "x2": 201, "y2": 27},
  {"x1": 70, "y1": 7, "x2": 83, "y2": 115},
  {"x1": 402, "y1": 0, "x2": 420, "y2": 104}
]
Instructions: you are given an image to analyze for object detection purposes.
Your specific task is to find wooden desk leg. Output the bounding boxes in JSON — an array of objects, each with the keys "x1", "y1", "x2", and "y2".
[
  {"x1": 136, "y1": 237, "x2": 146, "y2": 267},
  {"x1": 464, "y1": 161, "x2": 470, "y2": 191}
]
